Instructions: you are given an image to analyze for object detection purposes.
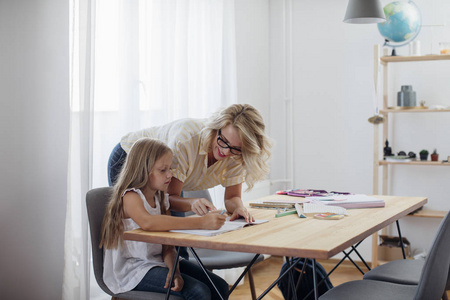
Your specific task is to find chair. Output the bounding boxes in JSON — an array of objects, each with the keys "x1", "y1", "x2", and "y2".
[
  {"x1": 363, "y1": 257, "x2": 450, "y2": 300},
  {"x1": 86, "y1": 187, "x2": 183, "y2": 300},
  {"x1": 319, "y1": 211, "x2": 450, "y2": 300},
  {"x1": 183, "y1": 190, "x2": 265, "y2": 300}
]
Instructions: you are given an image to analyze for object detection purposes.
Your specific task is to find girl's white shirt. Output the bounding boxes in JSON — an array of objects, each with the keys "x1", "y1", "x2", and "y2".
[{"x1": 103, "y1": 188, "x2": 170, "y2": 294}]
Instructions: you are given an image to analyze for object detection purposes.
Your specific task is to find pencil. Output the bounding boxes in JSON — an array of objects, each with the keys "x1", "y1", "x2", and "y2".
[{"x1": 275, "y1": 210, "x2": 297, "y2": 218}]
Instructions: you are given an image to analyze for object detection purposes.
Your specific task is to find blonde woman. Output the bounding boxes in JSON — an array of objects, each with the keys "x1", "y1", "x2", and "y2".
[
  {"x1": 107, "y1": 104, "x2": 272, "y2": 251},
  {"x1": 101, "y1": 138, "x2": 228, "y2": 299}
]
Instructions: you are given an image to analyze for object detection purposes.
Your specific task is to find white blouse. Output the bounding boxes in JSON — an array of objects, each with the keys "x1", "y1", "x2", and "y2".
[{"x1": 103, "y1": 188, "x2": 170, "y2": 294}]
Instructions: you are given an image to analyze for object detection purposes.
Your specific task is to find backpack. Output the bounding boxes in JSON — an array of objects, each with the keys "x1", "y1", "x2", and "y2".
[{"x1": 277, "y1": 258, "x2": 333, "y2": 300}]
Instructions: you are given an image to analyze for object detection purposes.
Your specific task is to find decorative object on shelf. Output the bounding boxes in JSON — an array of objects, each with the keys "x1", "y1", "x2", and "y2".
[
  {"x1": 377, "y1": 1, "x2": 422, "y2": 56},
  {"x1": 408, "y1": 151, "x2": 416, "y2": 159},
  {"x1": 397, "y1": 85, "x2": 416, "y2": 107},
  {"x1": 385, "y1": 156, "x2": 413, "y2": 162},
  {"x1": 419, "y1": 100, "x2": 426, "y2": 107},
  {"x1": 439, "y1": 42, "x2": 450, "y2": 55},
  {"x1": 409, "y1": 40, "x2": 421, "y2": 56},
  {"x1": 368, "y1": 115, "x2": 384, "y2": 124},
  {"x1": 343, "y1": 0, "x2": 386, "y2": 24},
  {"x1": 431, "y1": 149, "x2": 439, "y2": 161},
  {"x1": 419, "y1": 149, "x2": 429, "y2": 161},
  {"x1": 397, "y1": 151, "x2": 406, "y2": 156},
  {"x1": 384, "y1": 140, "x2": 394, "y2": 158}
]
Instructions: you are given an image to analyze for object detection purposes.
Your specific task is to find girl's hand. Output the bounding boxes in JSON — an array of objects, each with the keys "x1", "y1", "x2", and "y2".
[
  {"x1": 229, "y1": 207, "x2": 255, "y2": 223},
  {"x1": 164, "y1": 271, "x2": 184, "y2": 292},
  {"x1": 191, "y1": 198, "x2": 216, "y2": 216},
  {"x1": 201, "y1": 212, "x2": 227, "y2": 229}
]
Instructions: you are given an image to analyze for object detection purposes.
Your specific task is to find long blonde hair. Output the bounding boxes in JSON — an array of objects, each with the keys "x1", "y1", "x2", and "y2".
[
  {"x1": 100, "y1": 138, "x2": 172, "y2": 249},
  {"x1": 202, "y1": 104, "x2": 273, "y2": 190}
]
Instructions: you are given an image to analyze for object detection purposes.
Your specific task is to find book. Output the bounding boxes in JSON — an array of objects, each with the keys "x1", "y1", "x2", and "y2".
[
  {"x1": 249, "y1": 201, "x2": 295, "y2": 209},
  {"x1": 277, "y1": 189, "x2": 331, "y2": 197},
  {"x1": 170, "y1": 217, "x2": 269, "y2": 236},
  {"x1": 305, "y1": 194, "x2": 385, "y2": 209}
]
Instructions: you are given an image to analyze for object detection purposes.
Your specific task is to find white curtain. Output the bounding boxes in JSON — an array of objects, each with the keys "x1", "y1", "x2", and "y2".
[{"x1": 64, "y1": 0, "x2": 237, "y2": 299}]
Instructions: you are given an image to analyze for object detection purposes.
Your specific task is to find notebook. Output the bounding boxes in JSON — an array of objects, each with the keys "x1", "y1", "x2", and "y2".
[
  {"x1": 298, "y1": 202, "x2": 348, "y2": 216},
  {"x1": 170, "y1": 217, "x2": 269, "y2": 236}
]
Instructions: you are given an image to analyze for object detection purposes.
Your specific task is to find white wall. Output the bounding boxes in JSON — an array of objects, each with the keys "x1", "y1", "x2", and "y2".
[
  {"x1": 267, "y1": 0, "x2": 450, "y2": 259},
  {"x1": 235, "y1": 0, "x2": 271, "y2": 135},
  {"x1": 0, "y1": 1, "x2": 69, "y2": 299}
]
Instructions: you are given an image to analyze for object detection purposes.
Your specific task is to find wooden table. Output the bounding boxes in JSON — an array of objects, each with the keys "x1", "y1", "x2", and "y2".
[{"x1": 124, "y1": 195, "x2": 427, "y2": 299}]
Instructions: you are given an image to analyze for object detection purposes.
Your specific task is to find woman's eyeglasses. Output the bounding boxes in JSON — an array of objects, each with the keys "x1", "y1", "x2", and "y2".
[{"x1": 217, "y1": 129, "x2": 242, "y2": 155}]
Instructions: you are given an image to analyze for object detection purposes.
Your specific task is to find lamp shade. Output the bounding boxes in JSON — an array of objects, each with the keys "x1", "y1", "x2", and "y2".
[{"x1": 344, "y1": 0, "x2": 386, "y2": 24}]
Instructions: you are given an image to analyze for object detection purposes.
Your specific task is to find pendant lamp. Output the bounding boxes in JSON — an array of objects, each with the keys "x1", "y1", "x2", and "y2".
[{"x1": 343, "y1": 0, "x2": 386, "y2": 24}]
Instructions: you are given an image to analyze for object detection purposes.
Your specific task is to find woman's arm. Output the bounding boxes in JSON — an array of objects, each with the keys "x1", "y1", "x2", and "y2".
[
  {"x1": 224, "y1": 183, "x2": 255, "y2": 222},
  {"x1": 167, "y1": 177, "x2": 216, "y2": 215},
  {"x1": 122, "y1": 191, "x2": 226, "y2": 231}
]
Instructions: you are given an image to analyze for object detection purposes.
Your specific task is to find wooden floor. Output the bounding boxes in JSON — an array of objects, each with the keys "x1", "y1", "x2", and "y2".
[
  {"x1": 230, "y1": 256, "x2": 363, "y2": 300},
  {"x1": 230, "y1": 256, "x2": 450, "y2": 300}
]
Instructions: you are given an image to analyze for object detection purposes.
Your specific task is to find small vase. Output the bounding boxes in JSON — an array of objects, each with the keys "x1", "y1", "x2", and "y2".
[
  {"x1": 431, "y1": 154, "x2": 439, "y2": 161},
  {"x1": 420, "y1": 153, "x2": 428, "y2": 161},
  {"x1": 397, "y1": 85, "x2": 417, "y2": 107}
]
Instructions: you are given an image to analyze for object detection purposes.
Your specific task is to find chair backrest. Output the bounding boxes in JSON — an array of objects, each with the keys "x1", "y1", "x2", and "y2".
[
  {"x1": 183, "y1": 190, "x2": 213, "y2": 216},
  {"x1": 86, "y1": 187, "x2": 115, "y2": 296},
  {"x1": 414, "y1": 211, "x2": 450, "y2": 300},
  {"x1": 86, "y1": 187, "x2": 184, "y2": 300}
]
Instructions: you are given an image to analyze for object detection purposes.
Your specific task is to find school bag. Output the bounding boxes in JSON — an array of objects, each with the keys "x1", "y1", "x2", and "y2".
[{"x1": 277, "y1": 258, "x2": 333, "y2": 300}]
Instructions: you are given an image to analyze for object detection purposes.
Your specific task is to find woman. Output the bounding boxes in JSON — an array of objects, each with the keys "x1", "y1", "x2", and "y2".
[{"x1": 108, "y1": 103, "x2": 272, "y2": 222}]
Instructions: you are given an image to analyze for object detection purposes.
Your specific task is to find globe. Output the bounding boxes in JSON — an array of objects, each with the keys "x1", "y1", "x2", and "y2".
[{"x1": 377, "y1": 1, "x2": 421, "y2": 55}]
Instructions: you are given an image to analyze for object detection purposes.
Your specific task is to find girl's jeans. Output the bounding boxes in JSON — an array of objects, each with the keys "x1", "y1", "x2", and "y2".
[{"x1": 134, "y1": 259, "x2": 229, "y2": 300}]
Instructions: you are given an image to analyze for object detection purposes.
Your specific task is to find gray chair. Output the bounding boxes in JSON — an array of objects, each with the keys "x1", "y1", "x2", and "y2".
[
  {"x1": 363, "y1": 256, "x2": 450, "y2": 300},
  {"x1": 319, "y1": 211, "x2": 450, "y2": 300},
  {"x1": 184, "y1": 190, "x2": 264, "y2": 300},
  {"x1": 86, "y1": 187, "x2": 183, "y2": 300}
]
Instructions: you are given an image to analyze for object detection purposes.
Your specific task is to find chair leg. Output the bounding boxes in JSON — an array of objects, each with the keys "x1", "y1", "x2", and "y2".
[{"x1": 248, "y1": 268, "x2": 257, "y2": 300}]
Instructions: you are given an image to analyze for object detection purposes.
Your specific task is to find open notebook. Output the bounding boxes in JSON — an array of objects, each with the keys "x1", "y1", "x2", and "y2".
[{"x1": 170, "y1": 217, "x2": 268, "y2": 236}]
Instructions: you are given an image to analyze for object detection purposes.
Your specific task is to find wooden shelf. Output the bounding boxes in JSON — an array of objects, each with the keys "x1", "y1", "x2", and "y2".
[
  {"x1": 380, "y1": 54, "x2": 450, "y2": 64},
  {"x1": 407, "y1": 209, "x2": 448, "y2": 219},
  {"x1": 380, "y1": 108, "x2": 450, "y2": 114},
  {"x1": 371, "y1": 45, "x2": 450, "y2": 267},
  {"x1": 379, "y1": 161, "x2": 450, "y2": 166}
]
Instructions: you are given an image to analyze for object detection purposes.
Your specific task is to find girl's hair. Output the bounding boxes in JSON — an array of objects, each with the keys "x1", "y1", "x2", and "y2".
[
  {"x1": 202, "y1": 104, "x2": 273, "y2": 190},
  {"x1": 100, "y1": 138, "x2": 172, "y2": 249}
]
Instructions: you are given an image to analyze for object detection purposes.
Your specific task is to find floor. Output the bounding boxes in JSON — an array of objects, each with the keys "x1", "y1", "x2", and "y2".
[
  {"x1": 91, "y1": 255, "x2": 450, "y2": 299},
  {"x1": 230, "y1": 255, "x2": 450, "y2": 300}
]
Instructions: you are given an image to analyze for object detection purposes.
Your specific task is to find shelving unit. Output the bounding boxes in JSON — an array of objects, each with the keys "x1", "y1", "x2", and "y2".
[{"x1": 371, "y1": 46, "x2": 450, "y2": 267}]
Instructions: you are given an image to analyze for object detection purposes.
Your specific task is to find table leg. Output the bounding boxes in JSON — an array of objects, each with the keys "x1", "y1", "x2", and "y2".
[
  {"x1": 257, "y1": 257, "x2": 302, "y2": 300},
  {"x1": 312, "y1": 259, "x2": 318, "y2": 300},
  {"x1": 396, "y1": 220, "x2": 406, "y2": 259},
  {"x1": 228, "y1": 254, "x2": 262, "y2": 294},
  {"x1": 188, "y1": 248, "x2": 226, "y2": 300}
]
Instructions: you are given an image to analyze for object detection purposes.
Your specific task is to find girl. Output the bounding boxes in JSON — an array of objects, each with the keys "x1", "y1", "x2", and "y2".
[{"x1": 100, "y1": 138, "x2": 229, "y2": 299}]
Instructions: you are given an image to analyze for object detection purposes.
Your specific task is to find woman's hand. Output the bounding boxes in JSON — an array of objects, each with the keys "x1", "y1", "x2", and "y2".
[
  {"x1": 191, "y1": 198, "x2": 216, "y2": 216},
  {"x1": 200, "y1": 212, "x2": 227, "y2": 229},
  {"x1": 164, "y1": 270, "x2": 184, "y2": 292},
  {"x1": 228, "y1": 207, "x2": 255, "y2": 223}
]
